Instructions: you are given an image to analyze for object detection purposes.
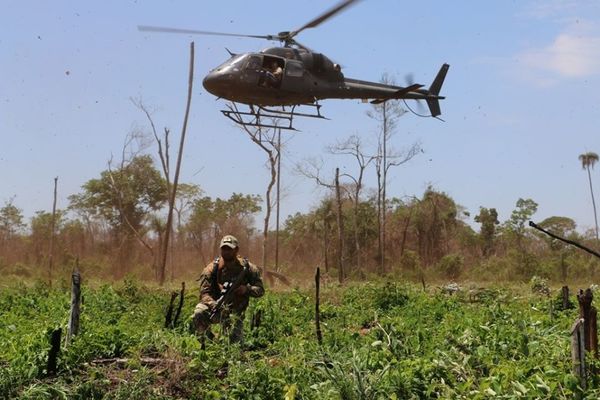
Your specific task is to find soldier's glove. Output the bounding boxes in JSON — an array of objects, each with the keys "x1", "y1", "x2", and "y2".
[{"x1": 234, "y1": 284, "x2": 249, "y2": 296}]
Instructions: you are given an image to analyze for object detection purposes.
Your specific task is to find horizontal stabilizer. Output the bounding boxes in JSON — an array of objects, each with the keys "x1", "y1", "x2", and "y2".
[{"x1": 370, "y1": 83, "x2": 423, "y2": 104}]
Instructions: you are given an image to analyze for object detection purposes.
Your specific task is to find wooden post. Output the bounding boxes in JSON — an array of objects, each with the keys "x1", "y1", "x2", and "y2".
[
  {"x1": 571, "y1": 318, "x2": 587, "y2": 389},
  {"x1": 275, "y1": 127, "x2": 281, "y2": 273},
  {"x1": 591, "y1": 307, "x2": 598, "y2": 358},
  {"x1": 164, "y1": 292, "x2": 178, "y2": 328},
  {"x1": 335, "y1": 168, "x2": 345, "y2": 284},
  {"x1": 562, "y1": 286, "x2": 570, "y2": 310},
  {"x1": 315, "y1": 267, "x2": 323, "y2": 345},
  {"x1": 172, "y1": 281, "x2": 185, "y2": 328},
  {"x1": 578, "y1": 288, "x2": 594, "y2": 352},
  {"x1": 66, "y1": 267, "x2": 81, "y2": 346},
  {"x1": 48, "y1": 176, "x2": 58, "y2": 286},
  {"x1": 47, "y1": 328, "x2": 62, "y2": 376}
]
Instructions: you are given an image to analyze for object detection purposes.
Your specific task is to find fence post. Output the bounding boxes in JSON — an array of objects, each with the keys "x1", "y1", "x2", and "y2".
[
  {"x1": 315, "y1": 267, "x2": 323, "y2": 345},
  {"x1": 578, "y1": 289, "x2": 594, "y2": 351},
  {"x1": 571, "y1": 318, "x2": 586, "y2": 389},
  {"x1": 562, "y1": 286, "x2": 570, "y2": 310},
  {"x1": 47, "y1": 328, "x2": 62, "y2": 376},
  {"x1": 172, "y1": 281, "x2": 185, "y2": 328},
  {"x1": 66, "y1": 268, "x2": 81, "y2": 346},
  {"x1": 164, "y1": 292, "x2": 178, "y2": 328},
  {"x1": 591, "y1": 307, "x2": 598, "y2": 358}
]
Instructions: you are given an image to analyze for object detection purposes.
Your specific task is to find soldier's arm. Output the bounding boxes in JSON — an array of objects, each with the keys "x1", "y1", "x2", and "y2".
[
  {"x1": 246, "y1": 264, "x2": 265, "y2": 298},
  {"x1": 199, "y1": 264, "x2": 217, "y2": 306}
]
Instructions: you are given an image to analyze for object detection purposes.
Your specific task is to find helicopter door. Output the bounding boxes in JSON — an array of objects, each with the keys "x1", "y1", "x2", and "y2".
[
  {"x1": 281, "y1": 60, "x2": 304, "y2": 92},
  {"x1": 243, "y1": 55, "x2": 263, "y2": 85}
]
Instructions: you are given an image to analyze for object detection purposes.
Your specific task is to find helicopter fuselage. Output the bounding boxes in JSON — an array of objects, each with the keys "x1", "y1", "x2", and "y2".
[{"x1": 202, "y1": 47, "x2": 440, "y2": 107}]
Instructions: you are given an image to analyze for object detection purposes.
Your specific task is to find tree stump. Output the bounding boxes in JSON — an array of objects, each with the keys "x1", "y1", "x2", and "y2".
[
  {"x1": 578, "y1": 288, "x2": 596, "y2": 353},
  {"x1": 315, "y1": 267, "x2": 323, "y2": 345},
  {"x1": 562, "y1": 286, "x2": 570, "y2": 310},
  {"x1": 47, "y1": 328, "x2": 62, "y2": 376},
  {"x1": 66, "y1": 269, "x2": 81, "y2": 346},
  {"x1": 571, "y1": 318, "x2": 586, "y2": 389}
]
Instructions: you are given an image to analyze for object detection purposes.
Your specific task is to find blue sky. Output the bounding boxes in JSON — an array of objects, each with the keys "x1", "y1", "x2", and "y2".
[{"x1": 2, "y1": 0, "x2": 600, "y2": 233}]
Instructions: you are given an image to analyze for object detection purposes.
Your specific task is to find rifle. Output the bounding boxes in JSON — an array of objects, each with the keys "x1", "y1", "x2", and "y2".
[{"x1": 209, "y1": 258, "x2": 250, "y2": 320}]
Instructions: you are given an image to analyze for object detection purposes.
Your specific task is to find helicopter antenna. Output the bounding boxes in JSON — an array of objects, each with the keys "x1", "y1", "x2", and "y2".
[{"x1": 402, "y1": 99, "x2": 444, "y2": 121}]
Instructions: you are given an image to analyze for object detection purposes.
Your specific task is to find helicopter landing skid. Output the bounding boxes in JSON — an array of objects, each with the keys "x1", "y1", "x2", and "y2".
[{"x1": 222, "y1": 102, "x2": 328, "y2": 131}]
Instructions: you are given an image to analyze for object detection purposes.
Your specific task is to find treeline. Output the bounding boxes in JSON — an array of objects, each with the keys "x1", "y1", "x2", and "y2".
[{"x1": 1, "y1": 153, "x2": 599, "y2": 284}]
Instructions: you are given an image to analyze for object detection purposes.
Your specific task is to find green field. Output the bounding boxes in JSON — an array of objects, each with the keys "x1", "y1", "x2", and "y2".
[{"x1": 0, "y1": 279, "x2": 595, "y2": 399}]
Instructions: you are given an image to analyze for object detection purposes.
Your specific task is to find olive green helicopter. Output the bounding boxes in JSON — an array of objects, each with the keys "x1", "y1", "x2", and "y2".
[{"x1": 139, "y1": 0, "x2": 449, "y2": 130}]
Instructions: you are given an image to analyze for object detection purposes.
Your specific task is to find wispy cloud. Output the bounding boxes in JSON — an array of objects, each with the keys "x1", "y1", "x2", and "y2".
[
  {"x1": 520, "y1": 0, "x2": 578, "y2": 21},
  {"x1": 519, "y1": 32, "x2": 600, "y2": 79}
]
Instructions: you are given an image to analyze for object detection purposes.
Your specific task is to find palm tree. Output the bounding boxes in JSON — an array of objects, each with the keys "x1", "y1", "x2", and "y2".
[{"x1": 579, "y1": 152, "x2": 599, "y2": 240}]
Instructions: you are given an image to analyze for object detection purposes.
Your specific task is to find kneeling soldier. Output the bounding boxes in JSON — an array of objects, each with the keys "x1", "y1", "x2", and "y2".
[{"x1": 192, "y1": 235, "x2": 264, "y2": 343}]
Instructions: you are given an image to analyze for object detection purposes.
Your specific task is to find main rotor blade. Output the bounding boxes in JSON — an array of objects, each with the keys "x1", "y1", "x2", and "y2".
[
  {"x1": 288, "y1": 0, "x2": 360, "y2": 39},
  {"x1": 137, "y1": 25, "x2": 275, "y2": 40}
]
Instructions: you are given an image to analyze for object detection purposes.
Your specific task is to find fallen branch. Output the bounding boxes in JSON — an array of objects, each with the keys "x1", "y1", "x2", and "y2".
[
  {"x1": 529, "y1": 221, "x2": 600, "y2": 259},
  {"x1": 90, "y1": 357, "x2": 171, "y2": 366}
]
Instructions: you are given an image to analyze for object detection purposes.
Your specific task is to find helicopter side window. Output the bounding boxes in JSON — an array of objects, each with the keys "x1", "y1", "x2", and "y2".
[
  {"x1": 245, "y1": 56, "x2": 262, "y2": 71},
  {"x1": 285, "y1": 61, "x2": 303, "y2": 77},
  {"x1": 259, "y1": 57, "x2": 284, "y2": 88}
]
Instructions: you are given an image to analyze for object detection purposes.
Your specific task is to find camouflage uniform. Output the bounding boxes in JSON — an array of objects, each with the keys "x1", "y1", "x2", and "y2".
[{"x1": 192, "y1": 255, "x2": 264, "y2": 343}]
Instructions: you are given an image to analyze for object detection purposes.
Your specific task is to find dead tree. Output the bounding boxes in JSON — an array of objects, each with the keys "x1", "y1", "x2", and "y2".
[
  {"x1": 227, "y1": 103, "x2": 286, "y2": 271},
  {"x1": 48, "y1": 176, "x2": 58, "y2": 286},
  {"x1": 296, "y1": 159, "x2": 345, "y2": 282},
  {"x1": 328, "y1": 135, "x2": 375, "y2": 273},
  {"x1": 335, "y1": 168, "x2": 345, "y2": 283},
  {"x1": 315, "y1": 267, "x2": 323, "y2": 345},
  {"x1": 367, "y1": 76, "x2": 420, "y2": 274},
  {"x1": 129, "y1": 43, "x2": 195, "y2": 285}
]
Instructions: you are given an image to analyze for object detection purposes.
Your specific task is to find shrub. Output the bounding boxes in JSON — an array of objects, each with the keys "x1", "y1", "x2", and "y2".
[
  {"x1": 530, "y1": 275, "x2": 550, "y2": 296},
  {"x1": 436, "y1": 254, "x2": 463, "y2": 280}
]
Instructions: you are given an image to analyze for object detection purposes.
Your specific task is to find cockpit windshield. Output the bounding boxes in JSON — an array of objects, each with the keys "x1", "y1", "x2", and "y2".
[{"x1": 213, "y1": 54, "x2": 247, "y2": 72}]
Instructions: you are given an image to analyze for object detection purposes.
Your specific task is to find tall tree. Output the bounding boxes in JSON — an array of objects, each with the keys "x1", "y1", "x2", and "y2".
[
  {"x1": 538, "y1": 216, "x2": 577, "y2": 281},
  {"x1": 328, "y1": 135, "x2": 375, "y2": 272},
  {"x1": 474, "y1": 207, "x2": 499, "y2": 257},
  {"x1": 579, "y1": 152, "x2": 599, "y2": 240},
  {"x1": 228, "y1": 102, "x2": 284, "y2": 270},
  {"x1": 367, "y1": 74, "x2": 420, "y2": 274},
  {"x1": 0, "y1": 198, "x2": 25, "y2": 243},
  {"x1": 504, "y1": 198, "x2": 538, "y2": 251},
  {"x1": 68, "y1": 154, "x2": 167, "y2": 272},
  {"x1": 412, "y1": 187, "x2": 458, "y2": 266}
]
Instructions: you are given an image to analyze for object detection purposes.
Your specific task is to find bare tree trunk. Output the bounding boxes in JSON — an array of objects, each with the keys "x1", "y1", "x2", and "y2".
[
  {"x1": 587, "y1": 166, "x2": 599, "y2": 241},
  {"x1": 48, "y1": 176, "x2": 58, "y2": 286},
  {"x1": 381, "y1": 103, "x2": 387, "y2": 274},
  {"x1": 275, "y1": 128, "x2": 281, "y2": 272},
  {"x1": 159, "y1": 41, "x2": 195, "y2": 286},
  {"x1": 66, "y1": 267, "x2": 81, "y2": 346},
  {"x1": 335, "y1": 168, "x2": 345, "y2": 283},
  {"x1": 324, "y1": 213, "x2": 330, "y2": 273},
  {"x1": 262, "y1": 154, "x2": 277, "y2": 269},
  {"x1": 315, "y1": 267, "x2": 323, "y2": 345},
  {"x1": 400, "y1": 209, "x2": 413, "y2": 258},
  {"x1": 376, "y1": 159, "x2": 383, "y2": 274},
  {"x1": 353, "y1": 193, "x2": 361, "y2": 274}
]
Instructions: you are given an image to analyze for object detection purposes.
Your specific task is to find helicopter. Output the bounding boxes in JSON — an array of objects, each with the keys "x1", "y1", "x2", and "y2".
[{"x1": 139, "y1": 0, "x2": 449, "y2": 130}]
